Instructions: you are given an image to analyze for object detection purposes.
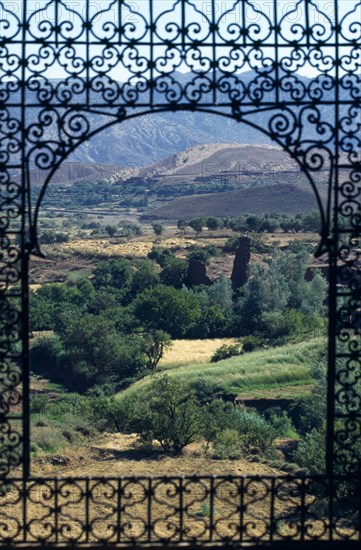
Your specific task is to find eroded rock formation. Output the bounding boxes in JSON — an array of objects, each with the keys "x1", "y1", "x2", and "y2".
[
  {"x1": 186, "y1": 260, "x2": 211, "y2": 287},
  {"x1": 231, "y1": 236, "x2": 251, "y2": 290}
]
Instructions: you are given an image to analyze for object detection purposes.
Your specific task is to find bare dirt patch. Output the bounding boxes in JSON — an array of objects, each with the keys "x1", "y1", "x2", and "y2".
[{"x1": 30, "y1": 433, "x2": 284, "y2": 478}]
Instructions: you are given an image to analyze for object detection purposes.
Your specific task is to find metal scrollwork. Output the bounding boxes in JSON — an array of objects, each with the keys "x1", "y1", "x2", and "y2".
[{"x1": 0, "y1": 0, "x2": 360, "y2": 545}]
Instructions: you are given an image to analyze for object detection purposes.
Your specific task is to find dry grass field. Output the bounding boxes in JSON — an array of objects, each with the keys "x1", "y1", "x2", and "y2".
[
  {"x1": 160, "y1": 338, "x2": 238, "y2": 368},
  {"x1": 4, "y1": 433, "x2": 355, "y2": 544},
  {"x1": 53, "y1": 236, "x2": 201, "y2": 258},
  {"x1": 30, "y1": 432, "x2": 283, "y2": 478}
]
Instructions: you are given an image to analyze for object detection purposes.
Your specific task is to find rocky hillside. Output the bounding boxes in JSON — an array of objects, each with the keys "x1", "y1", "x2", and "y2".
[
  {"x1": 22, "y1": 70, "x2": 337, "y2": 168},
  {"x1": 109, "y1": 143, "x2": 305, "y2": 185}
]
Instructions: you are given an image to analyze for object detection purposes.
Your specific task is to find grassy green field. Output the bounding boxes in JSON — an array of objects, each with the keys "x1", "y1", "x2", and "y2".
[{"x1": 117, "y1": 337, "x2": 326, "y2": 401}]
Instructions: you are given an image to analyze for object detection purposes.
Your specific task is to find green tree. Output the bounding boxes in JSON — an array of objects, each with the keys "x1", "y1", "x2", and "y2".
[
  {"x1": 188, "y1": 246, "x2": 210, "y2": 264},
  {"x1": 189, "y1": 276, "x2": 235, "y2": 338},
  {"x1": 30, "y1": 292, "x2": 55, "y2": 331},
  {"x1": 134, "y1": 285, "x2": 202, "y2": 338},
  {"x1": 40, "y1": 231, "x2": 70, "y2": 244},
  {"x1": 102, "y1": 305, "x2": 137, "y2": 334},
  {"x1": 237, "y1": 261, "x2": 290, "y2": 334},
  {"x1": 206, "y1": 217, "x2": 221, "y2": 231},
  {"x1": 302, "y1": 211, "x2": 321, "y2": 233},
  {"x1": 30, "y1": 335, "x2": 64, "y2": 378},
  {"x1": 76, "y1": 279, "x2": 96, "y2": 304},
  {"x1": 142, "y1": 330, "x2": 172, "y2": 370},
  {"x1": 269, "y1": 247, "x2": 309, "y2": 310},
  {"x1": 301, "y1": 273, "x2": 327, "y2": 315},
  {"x1": 93, "y1": 259, "x2": 133, "y2": 294},
  {"x1": 152, "y1": 222, "x2": 165, "y2": 236},
  {"x1": 129, "y1": 375, "x2": 204, "y2": 454},
  {"x1": 105, "y1": 225, "x2": 117, "y2": 237},
  {"x1": 148, "y1": 247, "x2": 174, "y2": 267},
  {"x1": 208, "y1": 275, "x2": 234, "y2": 316},
  {"x1": 294, "y1": 428, "x2": 326, "y2": 473},
  {"x1": 236, "y1": 247, "x2": 326, "y2": 338},
  {"x1": 160, "y1": 257, "x2": 188, "y2": 288},
  {"x1": 52, "y1": 303, "x2": 83, "y2": 334},
  {"x1": 203, "y1": 401, "x2": 239, "y2": 444},
  {"x1": 246, "y1": 215, "x2": 263, "y2": 232},
  {"x1": 177, "y1": 219, "x2": 187, "y2": 232},
  {"x1": 60, "y1": 315, "x2": 145, "y2": 391},
  {"x1": 131, "y1": 260, "x2": 160, "y2": 295},
  {"x1": 87, "y1": 289, "x2": 119, "y2": 315},
  {"x1": 189, "y1": 217, "x2": 204, "y2": 235},
  {"x1": 118, "y1": 223, "x2": 142, "y2": 237},
  {"x1": 37, "y1": 283, "x2": 81, "y2": 306}
]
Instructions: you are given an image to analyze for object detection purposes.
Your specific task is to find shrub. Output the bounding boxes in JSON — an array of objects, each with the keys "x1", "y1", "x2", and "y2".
[
  {"x1": 79, "y1": 395, "x2": 135, "y2": 433},
  {"x1": 268, "y1": 411, "x2": 298, "y2": 439},
  {"x1": 203, "y1": 401, "x2": 240, "y2": 444},
  {"x1": 212, "y1": 429, "x2": 242, "y2": 460},
  {"x1": 32, "y1": 426, "x2": 67, "y2": 453},
  {"x1": 242, "y1": 335, "x2": 263, "y2": 352},
  {"x1": 188, "y1": 245, "x2": 220, "y2": 263},
  {"x1": 30, "y1": 394, "x2": 48, "y2": 414},
  {"x1": 118, "y1": 223, "x2": 142, "y2": 237},
  {"x1": 249, "y1": 234, "x2": 271, "y2": 253},
  {"x1": 191, "y1": 378, "x2": 221, "y2": 403},
  {"x1": 30, "y1": 335, "x2": 64, "y2": 378},
  {"x1": 293, "y1": 428, "x2": 325, "y2": 474},
  {"x1": 40, "y1": 231, "x2": 70, "y2": 245},
  {"x1": 188, "y1": 246, "x2": 210, "y2": 264},
  {"x1": 205, "y1": 245, "x2": 221, "y2": 258},
  {"x1": 195, "y1": 502, "x2": 213, "y2": 518},
  {"x1": 211, "y1": 344, "x2": 243, "y2": 362},
  {"x1": 223, "y1": 236, "x2": 239, "y2": 253},
  {"x1": 148, "y1": 247, "x2": 174, "y2": 267},
  {"x1": 105, "y1": 225, "x2": 117, "y2": 237},
  {"x1": 234, "y1": 409, "x2": 276, "y2": 457},
  {"x1": 152, "y1": 222, "x2": 165, "y2": 236}
]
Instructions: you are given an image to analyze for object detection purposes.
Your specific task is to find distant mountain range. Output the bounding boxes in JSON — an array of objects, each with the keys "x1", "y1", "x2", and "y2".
[
  {"x1": 21, "y1": 70, "x2": 341, "y2": 169},
  {"x1": 69, "y1": 109, "x2": 276, "y2": 167}
]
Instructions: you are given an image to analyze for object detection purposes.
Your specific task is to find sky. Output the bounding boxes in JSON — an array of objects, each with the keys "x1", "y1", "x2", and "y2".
[{"x1": 1, "y1": 1, "x2": 360, "y2": 81}]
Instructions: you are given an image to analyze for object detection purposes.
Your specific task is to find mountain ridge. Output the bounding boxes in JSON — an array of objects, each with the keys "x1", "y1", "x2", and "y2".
[{"x1": 21, "y1": 70, "x2": 338, "y2": 168}]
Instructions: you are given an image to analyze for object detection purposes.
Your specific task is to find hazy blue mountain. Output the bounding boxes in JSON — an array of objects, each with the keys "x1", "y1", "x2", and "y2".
[{"x1": 17, "y1": 70, "x2": 340, "y2": 168}]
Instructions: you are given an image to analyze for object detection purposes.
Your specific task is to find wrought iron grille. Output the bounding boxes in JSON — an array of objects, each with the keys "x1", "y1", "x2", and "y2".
[{"x1": 0, "y1": 0, "x2": 360, "y2": 545}]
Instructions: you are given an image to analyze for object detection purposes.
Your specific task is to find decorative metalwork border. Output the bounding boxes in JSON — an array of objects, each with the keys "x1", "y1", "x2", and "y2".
[
  {"x1": 0, "y1": 475, "x2": 359, "y2": 544},
  {"x1": 0, "y1": 0, "x2": 360, "y2": 545}
]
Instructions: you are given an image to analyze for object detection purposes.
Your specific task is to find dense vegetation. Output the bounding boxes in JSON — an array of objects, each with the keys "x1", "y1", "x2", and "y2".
[
  {"x1": 41, "y1": 178, "x2": 277, "y2": 210},
  {"x1": 29, "y1": 217, "x2": 346, "y2": 484},
  {"x1": 175, "y1": 211, "x2": 322, "y2": 235},
  {"x1": 31, "y1": 339, "x2": 361, "y2": 491},
  {"x1": 31, "y1": 242, "x2": 326, "y2": 394}
]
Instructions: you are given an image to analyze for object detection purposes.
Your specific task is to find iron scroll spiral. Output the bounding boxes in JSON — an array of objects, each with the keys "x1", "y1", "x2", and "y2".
[{"x1": 0, "y1": 0, "x2": 360, "y2": 544}]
